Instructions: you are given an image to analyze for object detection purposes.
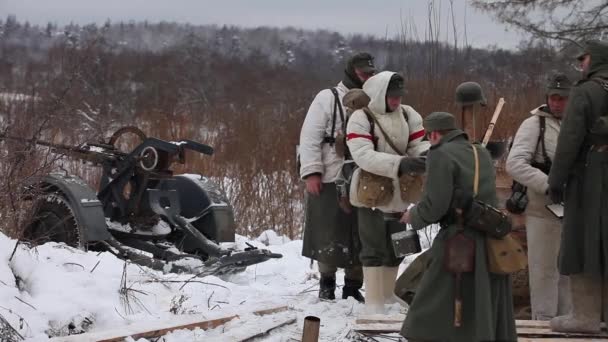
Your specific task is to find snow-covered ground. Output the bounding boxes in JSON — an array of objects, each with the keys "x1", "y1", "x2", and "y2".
[{"x1": 0, "y1": 229, "x2": 428, "y2": 341}]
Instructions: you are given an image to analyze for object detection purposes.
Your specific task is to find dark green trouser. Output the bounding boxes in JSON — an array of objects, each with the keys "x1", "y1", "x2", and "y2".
[
  {"x1": 358, "y1": 207, "x2": 404, "y2": 267},
  {"x1": 318, "y1": 262, "x2": 363, "y2": 281}
]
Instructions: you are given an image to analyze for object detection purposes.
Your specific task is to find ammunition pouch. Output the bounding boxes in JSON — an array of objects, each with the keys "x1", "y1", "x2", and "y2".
[
  {"x1": 399, "y1": 173, "x2": 425, "y2": 204},
  {"x1": 356, "y1": 170, "x2": 394, "y2": 208}
]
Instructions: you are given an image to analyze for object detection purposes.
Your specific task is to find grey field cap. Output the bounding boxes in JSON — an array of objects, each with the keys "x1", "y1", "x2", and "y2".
[{"x1": 423, "y1": 112, "x2": 457, "y2": 132}]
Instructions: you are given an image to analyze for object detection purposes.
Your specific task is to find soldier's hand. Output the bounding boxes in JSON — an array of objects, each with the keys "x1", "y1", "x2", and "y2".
[
  {"x1": 398, "y1": 157, "x2": 427, "y2": 177},
  {"x1": 305, "y1": 174, "x2": 323, "y2": 195},
  {"x1": 548, "y1": 186, "x2": 564, "y2": 204},
  {"x1": 400, "y1": 210, "x2": 411, "y2": 224}
]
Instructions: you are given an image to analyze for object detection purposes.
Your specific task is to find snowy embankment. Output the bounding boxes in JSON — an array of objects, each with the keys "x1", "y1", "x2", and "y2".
[{"x1": 0, "y1": 230, "x2": 421, "y2": 341}]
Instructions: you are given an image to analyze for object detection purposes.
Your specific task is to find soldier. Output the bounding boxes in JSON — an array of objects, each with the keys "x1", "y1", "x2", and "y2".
[
  {"x1": 548, "y1": 40, "x2": 608, "y2": 333},
  {"x1": 394, "y1": 81, "x2": 488, "y2": 306},
  {"x1": 400, "y1": 112, "x2": 517, "y2": 342},
  {"x1": 346, "y1": 71, "x2": 429, "y2": 313},
  {"x1": 506, "y1": 73, "x2": 573, "y2": 321},
  {"x1": 299, "y1": 52, "x2": 376, "y2": 302}
]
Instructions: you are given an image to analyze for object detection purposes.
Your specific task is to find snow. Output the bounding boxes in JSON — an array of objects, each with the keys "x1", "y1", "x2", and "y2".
[
  {"x1": 0, "y1": 230, "x2": 416, "y2": 342},
  {"x1": 86, "y1": 146, "x2": 106, "y2": 153},
  {"x1": 105, "y1": 218, "x2": 172, "y2": 236},
  {"x1": 0, "y1": 93, "x2": 40, "y2": 103}
]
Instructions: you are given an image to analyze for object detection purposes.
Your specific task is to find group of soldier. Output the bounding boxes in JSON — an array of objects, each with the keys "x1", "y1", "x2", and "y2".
[{"x1": 298, "y1": 40, "x2": 608, "y2": 341}]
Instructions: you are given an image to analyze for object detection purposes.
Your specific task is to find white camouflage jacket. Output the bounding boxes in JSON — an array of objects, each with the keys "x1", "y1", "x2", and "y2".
[
  {"x1": 298, "y1": 82, "x2": 349, "y2": 183},
  {"x1": 506, "y1": 105, "x2": 561, "y2": 195},
  {"x1": 346, "y1": 71, "x2": 430, "y2": 213}
]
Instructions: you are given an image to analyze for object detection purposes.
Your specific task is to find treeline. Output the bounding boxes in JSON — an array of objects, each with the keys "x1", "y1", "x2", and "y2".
[{"x1": 0, "y1": 17, "x2": 575, "y2": 238}]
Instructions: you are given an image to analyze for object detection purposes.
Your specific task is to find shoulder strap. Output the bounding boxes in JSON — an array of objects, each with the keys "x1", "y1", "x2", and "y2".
[
  {"x1": 401, "y1": 107, "x2": 408, "y2": 123},
  {"x1": 472, "y1": 144, "x2": 480, "y2": 197},
  {"x1": 328, "y1": 88, "x2": 339, "y2": 144},
  {"x1": 330, "y1": 88, "x2": 345, "y2": 130},
  {"x1": 361, "y1": 108, "x2": 377, "y2": 149},
  {"x1": 537, "y1": 116, "x2": 550, "y2": 164},
  {"x1": 362, "y1": 107, "x2": 405, "y2": 156}
]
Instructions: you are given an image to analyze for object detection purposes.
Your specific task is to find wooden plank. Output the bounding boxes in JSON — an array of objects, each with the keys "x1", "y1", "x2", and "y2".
[
  {"x1": 517, "y1": 320, "x2": 607, "y2": 330},
  {"x1": 355, "y1": 314, "x2": 404, "y2": 325},
  {"x1": 518, "y1": 327, "x2": 608, "y2": 339},
  {"x1": 239, "y1": 317, "x2": 296, "y2": 342},
  {"x1": 356, "y1": 318, "x2": 403, "y2": 325},
  {"x1": 353, "y1": 323, "x2": 401, "y2": 333},
  {"x1": 98, "y1": 306, "x2": 289, "y2": 342},
  {"x1": 519, "y1": 338, "x2": 608, "y2": 342},
  {"x1": 50, "y1": 305, "x2": 288, "y2": 342},
  {"x1": 204, "y1": 315, "x2": 297, "y2": 342}
]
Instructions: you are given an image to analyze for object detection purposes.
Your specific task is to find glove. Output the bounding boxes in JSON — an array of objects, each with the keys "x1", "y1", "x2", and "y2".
[
  {"x1": 548, "y1": 186, "x2": 564, "y2": 204},
  {"x1": 398, "y1": 157, "x2": 427, "y2": 177}
]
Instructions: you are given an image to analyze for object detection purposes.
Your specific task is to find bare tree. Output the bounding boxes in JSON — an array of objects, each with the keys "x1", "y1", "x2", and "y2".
[{"x1": 470, "y1": 0, "x2": 608, "y2": 43}]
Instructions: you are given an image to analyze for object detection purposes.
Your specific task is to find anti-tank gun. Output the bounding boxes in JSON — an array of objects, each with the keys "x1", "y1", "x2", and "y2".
[{"x1": 2, "y1": 127, "x2": 282, "y2": 275}]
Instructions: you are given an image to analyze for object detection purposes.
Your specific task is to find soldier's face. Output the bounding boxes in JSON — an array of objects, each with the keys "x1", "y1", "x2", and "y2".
[
  {"x1": 428, "y1": 131, "x2": 442, "y2": 146},
  {"x1": 579, "y1": 54, "x2": 591, "y2": 74},
  {"x1": 354, "y1": 68, "x2": 374, "y2": 83},
  {"x1": 386, "y1": 96, "x2": 402, "y2": 112},
  {"x1": 548, "y1": 94, "x2": 568, "y2": 117}
]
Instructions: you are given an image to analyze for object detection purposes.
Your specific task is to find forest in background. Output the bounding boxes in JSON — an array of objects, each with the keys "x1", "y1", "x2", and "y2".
[{"x1": 0, "y1": 15, "x2": 579, "y2": 238}]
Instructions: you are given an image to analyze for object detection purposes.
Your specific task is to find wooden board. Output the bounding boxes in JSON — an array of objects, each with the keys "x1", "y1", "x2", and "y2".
[
  {"x1": 205, "y1": 315, "x2": 297, "y2": 342},
  {"x1": 355, "y1": 314, "x2": 405, "y2": 325},
  {"x1": 516, "y1": 320, "x2": 608, "y2": 340},
  {"x1": 50, "y1": 305, "x2": 288, "y2": 342},
  {"x1": 517, "y1": 320, "x2": 607, "y2": 330},
  {"x1": 519, "y1": 339, "x2": 608, "y2": 342},
  {"x1": 353, "y1": 323, "x2": 402, "y2": 333},
  {"x1": 518, "y1": 327, "x2": 608, "y2": 339},
  {"x1": 353, "y1": 320, "x2": 608, "y2": 339}
]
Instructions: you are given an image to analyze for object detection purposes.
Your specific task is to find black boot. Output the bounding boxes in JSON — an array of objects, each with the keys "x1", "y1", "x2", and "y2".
[
  {"x1": 319, "y1": 275, "x2": 336, "y2": 300},
  {"x1": 342, "y1": 278, "x2": 365, "y2": 303}
]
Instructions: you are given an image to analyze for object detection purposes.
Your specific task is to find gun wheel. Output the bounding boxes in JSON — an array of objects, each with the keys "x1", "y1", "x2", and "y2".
[{"x1": 25, "y1": 194, "x2": 84, "y2": 249}]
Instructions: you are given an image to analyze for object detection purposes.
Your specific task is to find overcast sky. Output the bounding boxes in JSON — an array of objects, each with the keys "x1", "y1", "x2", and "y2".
[{"x1": 1, "y1": 0, "x2": 526, "y2": 49}]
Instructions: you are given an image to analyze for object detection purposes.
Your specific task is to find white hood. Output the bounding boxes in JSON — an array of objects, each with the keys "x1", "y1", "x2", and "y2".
[{"x1": 363, "y1": 71, "x2": 396, "y2": 115}]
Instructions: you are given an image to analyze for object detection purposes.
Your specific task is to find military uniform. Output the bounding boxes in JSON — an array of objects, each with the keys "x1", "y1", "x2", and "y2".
[
  {"x1": 548, "y1": 40, "x2": 608, "y2": 333},
  {"x1": 395, "y1": 82, "x2": 489, "y2": 306},
  {"x1": 401, "y1": 112, "x2": 517, "y2": 342},
  {"x1": 300, "y1": 53, "x2": 376, "y2": 302},
  {"x1": 346, "y1": 71, "x2": 429, "y2": 313},
  {"x1": 506, "y1": 74, "x2": 573, "y2": 320}
]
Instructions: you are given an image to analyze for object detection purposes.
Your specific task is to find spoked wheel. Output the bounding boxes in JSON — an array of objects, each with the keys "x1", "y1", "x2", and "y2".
[{"x1": 24, "y1": 194, "x2": 84, "y2": 249}]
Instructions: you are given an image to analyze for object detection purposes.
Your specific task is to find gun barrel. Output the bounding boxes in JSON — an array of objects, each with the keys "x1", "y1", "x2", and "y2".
[{"x1": 0, "y1": 133, "x2": 123, "y2": 163}]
